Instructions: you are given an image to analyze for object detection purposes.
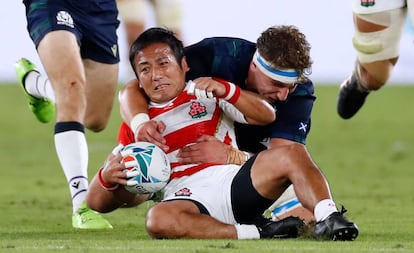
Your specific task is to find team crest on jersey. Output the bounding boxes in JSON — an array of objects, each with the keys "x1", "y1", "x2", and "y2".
[
  {"x1": 188, "y1": 101, "x2": 207, "y2": 119},
  {"x1": 174, "y1": 187, "x2": 192, "y2": 197},
  {"x1": 360, "y1": 0, "x2": 375, "y2": 7},
  {"x1": 56, "y1": 11, "x2": 74, "y2": 28}
]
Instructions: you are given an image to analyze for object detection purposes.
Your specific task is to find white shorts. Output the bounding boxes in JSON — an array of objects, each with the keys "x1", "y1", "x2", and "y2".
[
  {"x1": 163, "y1": 164, "x2": 241, "y2": 225},
  {"x1": 352, "y1": 0, "x2": 407, "y2": 14}
]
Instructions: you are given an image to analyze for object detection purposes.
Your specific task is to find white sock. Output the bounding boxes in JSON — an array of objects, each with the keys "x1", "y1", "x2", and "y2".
[
  {"x1": 314, "y1": 199, "x2": 338, "y2": 222},
  {"x1": 25, "y1": 71, "x2": 56, "y2": 103},
  {"x1": 234, "y1": 224, "x2": 260, "y2": 239},
  {"x1": 54, "y1": 125, "x2": 89, "y2": 213}
]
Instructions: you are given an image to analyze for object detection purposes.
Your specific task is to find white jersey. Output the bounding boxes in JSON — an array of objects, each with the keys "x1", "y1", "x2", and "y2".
[{"x1": 148, "y1": 83, "x2": 247, "y2": 180}]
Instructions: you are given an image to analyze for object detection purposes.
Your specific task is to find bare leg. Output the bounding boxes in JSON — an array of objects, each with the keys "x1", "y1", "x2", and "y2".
[{"x1": 146, "y1": 200, "x2": 237, "y2": 239}]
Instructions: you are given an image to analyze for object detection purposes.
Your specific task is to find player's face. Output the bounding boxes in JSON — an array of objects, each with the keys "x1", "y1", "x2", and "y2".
[
  {"x1": 246, "y1": 62, "x2": 297, "y2": 104},
  {"x1": 134, "y1": 42, "x2": 188, "y2": 103}
]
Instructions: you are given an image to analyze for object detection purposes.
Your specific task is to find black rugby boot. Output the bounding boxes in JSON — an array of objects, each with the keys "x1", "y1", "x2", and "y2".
[
  {"x1": 337, "y1": 72, "x2": 369, "y2": 119},
  {"x1": 254, "y1": 216, "x2": 305, "y2": 239},
  {"x1": 314, "y1": 207, "x2": 359, "y2": 241}
]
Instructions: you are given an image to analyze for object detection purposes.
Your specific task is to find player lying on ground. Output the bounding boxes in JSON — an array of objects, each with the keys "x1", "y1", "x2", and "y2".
[{"x1": 87, "y1": 27, "x2": 359, "y2": 241}]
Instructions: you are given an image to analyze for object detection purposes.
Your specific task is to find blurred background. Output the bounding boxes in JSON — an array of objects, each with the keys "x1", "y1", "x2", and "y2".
[{"x1": 2, "y1": 0, "x2": 413, "y2": 84}]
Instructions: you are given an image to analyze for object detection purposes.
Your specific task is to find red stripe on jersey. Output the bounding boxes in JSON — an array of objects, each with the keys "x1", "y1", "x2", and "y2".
[
  {"x1": 118, "y1": 122, "x2": 135, "y2": 146},
  {"x1": 170, "y1": 163, "x2": 219, "y2": 180},
  {"x1": 163, "y1": 105, "x2": 222, "y2": 152},
  {"x1": 149, "y1": 91, "x2": 197, "y2": 118}
]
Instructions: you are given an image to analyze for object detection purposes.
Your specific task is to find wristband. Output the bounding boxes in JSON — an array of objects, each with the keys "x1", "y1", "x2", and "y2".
[
  {"x1": 213, "y1": 78, "x2": 241, "y2": 104},
  {"x1": 227, "y1": 146, "x2": 248, "y2": 165},
  {"x1": 130, "y1": 113, "x2": 150, "y2": 135},
  {"x1": 98, "y1": 168, "x2": 119, "y2": 191},
  {"x1": 243, "y1": 151, "x2": 251, "y2": 162}
]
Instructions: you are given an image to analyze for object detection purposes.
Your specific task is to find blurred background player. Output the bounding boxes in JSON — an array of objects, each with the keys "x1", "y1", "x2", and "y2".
[
  {"x1": 117, "y1": 0, "x2": 184, "y2": 80},
  {"x1": 15, "y1": 0, "x2": 120, "y2": 229},
  {"x1": 337, "y1": 0, "x2": 414, "y2": 119}
]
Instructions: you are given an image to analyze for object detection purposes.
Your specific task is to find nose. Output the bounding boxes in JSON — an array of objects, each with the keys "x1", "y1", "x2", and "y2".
[{"x1": 151, "y1": 66, "x2": 162, "y2": 80}]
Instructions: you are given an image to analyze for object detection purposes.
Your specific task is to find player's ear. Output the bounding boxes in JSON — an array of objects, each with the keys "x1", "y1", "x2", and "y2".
[{"x1": 181, "y1": 56, "x2": 189, "y2": 72}]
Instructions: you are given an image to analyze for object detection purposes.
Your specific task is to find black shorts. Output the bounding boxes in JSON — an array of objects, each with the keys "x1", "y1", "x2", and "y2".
[
  {"x1": 23, "y1": 0, "x2": 120, "y2": 64},
  {"x1": 231, "y1": 154, "x2": 274, "y2": 224}
]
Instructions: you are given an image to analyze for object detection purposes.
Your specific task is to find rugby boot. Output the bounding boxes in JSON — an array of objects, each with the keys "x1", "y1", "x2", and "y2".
[
  {"x1": 15, "y1": 58, "x2": 55, "y2": 123},
  {"x1": 314, "y1": 206, "x2": 359, "y2": 241},
  {"x1": 72, "y1": 202, "x2": 113, "y2": 229},
  {"x1": 254, "y1": 216, "x2": 305, "y2": 239},
  {"x1": 337, "y1": 72, "x2": 369, "y2": 119}
]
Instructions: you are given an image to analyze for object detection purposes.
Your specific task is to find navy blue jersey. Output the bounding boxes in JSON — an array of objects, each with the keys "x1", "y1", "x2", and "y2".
[
  {"x1": 183, "y1": 37, "x2": 316, "y2": 153},
  {"x1": 23, "y1": 0, "x2": 120, "y2": 64}
]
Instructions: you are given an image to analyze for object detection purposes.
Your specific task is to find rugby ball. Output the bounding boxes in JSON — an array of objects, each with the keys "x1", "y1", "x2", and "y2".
[{"x1": 121, "y1": 142, "x2": 171, "y2": 194}]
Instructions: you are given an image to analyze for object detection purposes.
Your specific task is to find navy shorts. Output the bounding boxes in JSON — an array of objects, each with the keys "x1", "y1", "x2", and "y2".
[{"x1": 23, "y1": 0, "x2": 120, "y2": 64}]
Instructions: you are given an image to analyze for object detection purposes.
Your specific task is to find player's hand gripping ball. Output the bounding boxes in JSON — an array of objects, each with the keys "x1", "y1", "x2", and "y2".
[{"x1": 121, "y1": 142, "x2": 171, "y2": 194}]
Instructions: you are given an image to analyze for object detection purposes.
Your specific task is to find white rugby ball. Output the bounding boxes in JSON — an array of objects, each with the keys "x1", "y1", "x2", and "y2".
[{"x1": 121, "y1": 142, "x2": 170, "y2": 194}]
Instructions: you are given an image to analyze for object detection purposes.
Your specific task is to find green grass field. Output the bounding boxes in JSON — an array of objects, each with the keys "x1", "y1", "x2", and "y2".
[{"x1": 0, "y1": 83, "x2": 413, "y2": 252}]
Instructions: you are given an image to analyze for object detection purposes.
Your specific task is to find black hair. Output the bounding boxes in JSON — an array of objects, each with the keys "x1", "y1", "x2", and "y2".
[{"x1": 129, "y1": 27, "x2": 185, "y2": 78}]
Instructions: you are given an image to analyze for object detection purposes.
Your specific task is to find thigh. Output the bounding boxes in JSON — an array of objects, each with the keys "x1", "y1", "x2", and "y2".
[
  {"x1": 408, "y1": 0, "x2": 414, "y2": 23},
  {"x1": 76, "y1": 0, "x2": 120, "y2": 64},
  {"x1": 38, "y1": 31, "x2": 86, "y2": 122},
  {"x1": 83, "y1": 59, "x2": 119, "y2": 131}
]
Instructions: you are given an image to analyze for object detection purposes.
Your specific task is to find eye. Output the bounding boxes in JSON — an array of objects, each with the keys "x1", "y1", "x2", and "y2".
[
  {"x1": 159, "y1": 60, "x2": 169, "y2": 66},
  {"x1": 139, "y1": 66, "x2": 150, "y2": 73}
]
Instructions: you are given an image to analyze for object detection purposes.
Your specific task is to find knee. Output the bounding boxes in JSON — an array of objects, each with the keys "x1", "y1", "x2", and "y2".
[
  {"x1": 145, "y1": 206, "x2": 172, "y2": 239},
  {"x1": 84, "y1": 116, "x2": 109, "y2": 132},
  {"x1": 86, "y1": 194, "x2": 110, "y2": 213}
]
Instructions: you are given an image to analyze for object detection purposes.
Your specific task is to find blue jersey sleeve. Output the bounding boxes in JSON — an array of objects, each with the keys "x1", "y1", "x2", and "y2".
[
  {"x1": 235, "y1": 80, "x2": 315, "y2": 153},
  {"x1": 184, "y1": 37, "x2": 254, "y2": 87},
  {"x1": 270, "y1": 80, "x2": 315, "y2": 144}
]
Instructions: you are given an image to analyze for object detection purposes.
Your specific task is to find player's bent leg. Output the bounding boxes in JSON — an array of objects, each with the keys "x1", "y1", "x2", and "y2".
[
  {"x1": 266, "y1": 185, "x2": 314, "y2": 223},
  {"x1": 83, "y1": 59, "x2": 119, "y2": 132},
  {"x1": 337, "y1": 63, "x2": 370, "y2": 119},
  {"x1": 72, "y1": 202, "x2": 113, "y2": 229},
  {"x1": 338, "y1": 9, "x2": 404, "y2": 119},
  {"x1": 14, "y1": 58, "x2": 55, "y2": 123}
]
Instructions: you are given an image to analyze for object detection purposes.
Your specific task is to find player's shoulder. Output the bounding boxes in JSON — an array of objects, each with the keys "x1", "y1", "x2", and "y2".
[
  {"x1": 290, "y1": 79, "x2": 315, "y2": 97},
  {"x1": 186, "y1": 37, "x2": 255, "y2": 52}
]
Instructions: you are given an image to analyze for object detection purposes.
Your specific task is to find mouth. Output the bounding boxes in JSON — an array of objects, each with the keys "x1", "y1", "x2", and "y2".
[{"x1": 154, "y1": 83, "x2": 169, "y2": 91}]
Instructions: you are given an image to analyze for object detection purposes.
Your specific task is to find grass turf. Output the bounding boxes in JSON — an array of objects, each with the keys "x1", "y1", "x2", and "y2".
[{"x1": 0, "y1": 83, "x2": 413, "y2": 252}]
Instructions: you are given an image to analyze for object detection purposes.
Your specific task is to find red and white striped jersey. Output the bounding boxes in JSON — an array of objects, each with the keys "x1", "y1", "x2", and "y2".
[{"x1": 118, "y1": 82, "x2": 247, "y2": 180}]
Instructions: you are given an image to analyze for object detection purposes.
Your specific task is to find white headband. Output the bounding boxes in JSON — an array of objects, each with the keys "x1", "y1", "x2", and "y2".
[{"x1": 253, "y1": 50, "x2": 299, "y2": 83}]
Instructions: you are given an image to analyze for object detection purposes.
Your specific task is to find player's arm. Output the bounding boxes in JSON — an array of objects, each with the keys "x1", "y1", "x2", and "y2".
[
  {"x1": 87, "y1": 151, "x2": 150, "y2": 213},
  {"x1": 119, "y1": 79, "x2": 169, "y2": 150},
  {"x1": 190, "y1": 77, "x2": 276, "y2": 125},
  {"x1": 118, "y1": 79, "x2": 148, "y2": 130},
  {"x1": 177, "y1": 134, "x2": 252, "y2": 165}
]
